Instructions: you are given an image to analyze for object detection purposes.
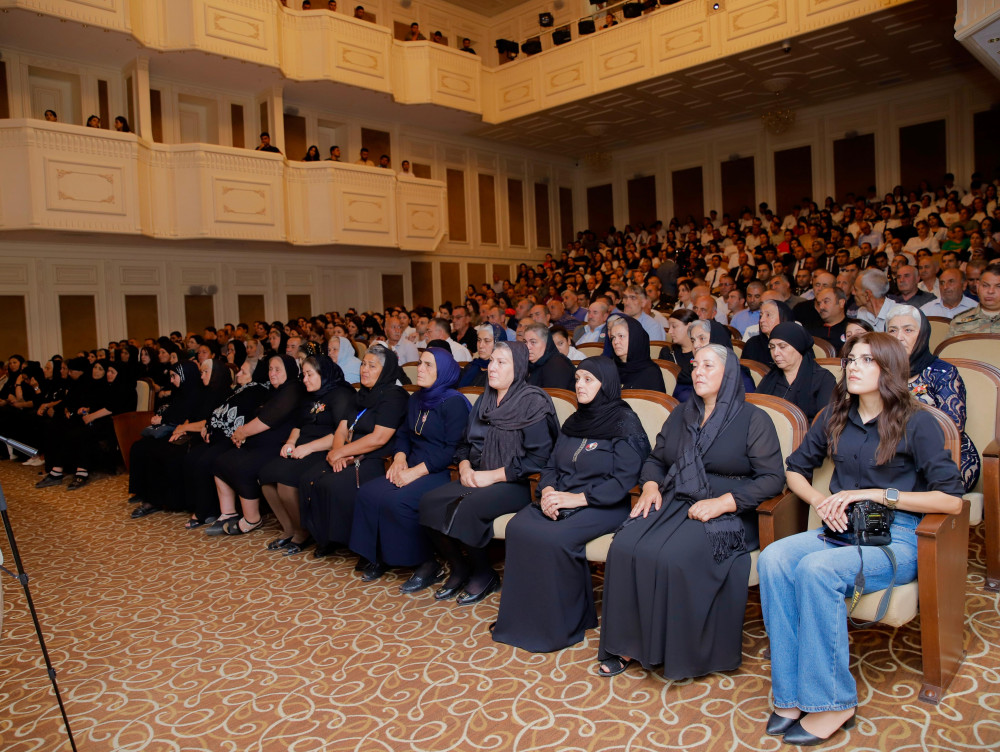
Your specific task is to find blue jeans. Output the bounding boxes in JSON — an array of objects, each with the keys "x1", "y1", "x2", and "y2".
[{"x1": 757, "y1": 512, "x2": 920, "y2": 712}]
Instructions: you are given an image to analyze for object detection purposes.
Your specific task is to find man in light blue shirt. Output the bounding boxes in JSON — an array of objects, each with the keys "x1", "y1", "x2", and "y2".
[
  {"x1": 576, "y1": 298, "x2": 611, "y2": 344},
  {"x1": 622, "y1": 285, "x2": 666, "y2": 341},
  {"x1": 920, "y1": 268, "x2": 977, "y2": 320},
  {"x1": 730, "y1": 281, "x2": 764, "y2": 337}
]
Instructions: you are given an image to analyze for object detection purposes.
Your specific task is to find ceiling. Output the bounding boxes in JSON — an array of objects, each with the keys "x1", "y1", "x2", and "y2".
[{"x1": 471, "y1": 0, "x2": 992, "y2": 157}]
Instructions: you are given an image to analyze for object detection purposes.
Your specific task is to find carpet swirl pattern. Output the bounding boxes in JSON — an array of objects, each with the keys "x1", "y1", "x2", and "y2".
[{"x1": 0, "y1": 463, "x2": 998, "y2": 751}]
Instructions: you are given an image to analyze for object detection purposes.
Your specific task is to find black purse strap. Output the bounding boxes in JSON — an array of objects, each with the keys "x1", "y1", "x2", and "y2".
[{"x1": 846, "y1": 544, "x2": 898, "y2": 628}]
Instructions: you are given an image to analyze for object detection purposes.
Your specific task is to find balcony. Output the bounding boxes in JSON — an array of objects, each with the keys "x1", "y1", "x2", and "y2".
[{"x1": 0, "y1": 119, "x2": 446, "y2": 251}]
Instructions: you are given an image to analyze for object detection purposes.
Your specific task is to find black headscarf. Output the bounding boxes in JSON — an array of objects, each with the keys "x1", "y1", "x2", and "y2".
[
  {"x1": 161, "y1": 361, "x2": 202, "y2": 424},
  {"x1": 562, "y1": 356, "x2": 651, "y2": 458},
  {"x1": 742, "y1": 300, "x2": 794, "y2": 368},
  {"x1": 306, "y1": 354, "x2": 345, "y2": 399},
  {"x1": 357, "y1": 346, "x2": 401, "y2": 409},
  {"x1": 757, "y1": 322, "x2": 833, "y2": 421},
  {"x1": 527, "y1": 330, "x2": 560, "y2": 374},
  {"x1": 602, "y1": 314, "x2": 665, "y2": 392},
  {"x1": 230, "y1": 340, "x2": 247, "y2": 370},
  {"x1": 477, "y1": 341, "x2": 557, "y2": 469},
  {"x1": 903, "y1": 308, "x2": 937, "y2": 378},
  {"x1": 199, "y1": 357, "x2": 234, "y2": 417},
  {"x1": 661, "y1": 347, "x2": 749, "y2": 564}
]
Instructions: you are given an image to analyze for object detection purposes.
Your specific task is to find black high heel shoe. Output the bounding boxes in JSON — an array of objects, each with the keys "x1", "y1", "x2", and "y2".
[
  {"x1": 765, "y1": 712, "x2": 803, "y2": 736},
  {"x1": 455, "y1": 573, "x2": 500, "y2": 605}
]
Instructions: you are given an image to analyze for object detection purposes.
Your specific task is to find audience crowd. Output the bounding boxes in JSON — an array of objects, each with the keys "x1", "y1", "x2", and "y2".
[{"x1": 0, "y1": 171, "x2": 996, "y2": 745}]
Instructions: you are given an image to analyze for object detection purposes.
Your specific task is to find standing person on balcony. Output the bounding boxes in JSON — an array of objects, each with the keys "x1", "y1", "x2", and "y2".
[
  {"x1": 460, "y1": 38, "x2": 476, "y2": 54},
  {"x1": 407, "y1": 22, "x2": 426, "y2": 41},
  {"x1": 255, "y1": 132, "x2": 281, "y2": 154},
  {"x1": 354, "y1": 5, "x2": 365, "y2": 20},
  {"x1": 756, "y1": 332, "x2": 964, "y2": 745}
]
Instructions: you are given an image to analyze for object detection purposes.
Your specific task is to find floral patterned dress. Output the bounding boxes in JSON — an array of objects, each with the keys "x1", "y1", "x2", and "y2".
[{"x1": 910, "y1": 358, "x2": 980, "y2": 492}]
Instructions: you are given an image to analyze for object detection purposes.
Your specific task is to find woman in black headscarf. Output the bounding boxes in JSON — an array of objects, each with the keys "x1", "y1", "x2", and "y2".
[
  {"x1": 741, "y1": 299, "x2": 794, "y2": 368},
  {"x1": 257, "y1": 355, "x2": 355, "y2": 555},
  {"x1": 756, "y1": 322, "x2": 835, "y2": 421},
  {"x1": 658, "y1": 309, "x2": 699, "y2": 401},
  {"x1": 298, "y1": 344, "x2": 409, "y2": 555},
  {"x1": 129, "y1": 356, "x2": 233, "y2": 518},
  {"x1": 603, "y1": 314, "x2": 665, "y2": 391},
  {"x1": 350, "y1": 347, "x2": 471, "y2": 587},
  {"x1": 206, "y1": 354, "x2": 304, "y2": 535},
  {"x1": 35, "y1": 359, "x2": 136, "y2": 491},
  {"x1": 458, "y1": 323, "x2": 506, "y2": 388},
  {"x1": 182, "y1": 359, "x2": 271, "y2": 528},
  {"x1": 493, "y1": 356, "x2": 651, "y2": 652},
  {"x1": 419, "y1": 341, "x2": 559, "y2": 605},
  {"x1": 887, "y1": 304, "x2": 980, "y2": 491},
  {"x1": 597, "y1": 345, "x2": 783, "y2": 679}
]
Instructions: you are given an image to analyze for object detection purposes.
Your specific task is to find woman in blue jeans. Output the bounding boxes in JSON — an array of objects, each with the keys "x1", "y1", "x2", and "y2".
[{"x1": 758, "y1": 332, "x2": 964, "y2": 746}]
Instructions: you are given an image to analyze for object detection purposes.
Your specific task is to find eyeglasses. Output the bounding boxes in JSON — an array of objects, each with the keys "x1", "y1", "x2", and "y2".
[{"x1": 841, "y1": 355, "x2": 876, "y2": 368}]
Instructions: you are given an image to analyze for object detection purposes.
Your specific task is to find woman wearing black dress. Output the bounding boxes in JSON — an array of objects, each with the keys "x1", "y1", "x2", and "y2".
[
  {"x1": 419, "y1": 341, "x2": 558, "y2": 605},
  {"x1": 492, "y1": 356, "x2": 650, "y2": 652},
  {"x1": 756, "y1": 322, "x2": 835, "y2": 421},
  {"x1": 597, "y1": 345, "x2": 783, "y2": 679},
  {"x1": 257, "y1": 355, "x2": 355, "y2": 555},
  {"x1": 298, "y1": 344, "x2": 409, "y2": 558},
  {"x1": 129, "y1": 357, "x2": 233, "y2": 518},
  {"x1": 183, "y1": 360, "x2": 271, "y2": 528},
  {"x1": 207, "y1": 354, "x2": 303, "y2": 535},
  {"x1": 604, "y1": 315, "x2": 665, "y2": 392},
  {"x1": 349, "y1": 348, "x2": 471, "y2": 588}
]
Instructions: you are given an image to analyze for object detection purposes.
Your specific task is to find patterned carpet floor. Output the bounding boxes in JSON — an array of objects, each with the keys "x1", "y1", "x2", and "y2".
[{"x1": 0, "y1": 461, "x2": 998, "y2": 752}]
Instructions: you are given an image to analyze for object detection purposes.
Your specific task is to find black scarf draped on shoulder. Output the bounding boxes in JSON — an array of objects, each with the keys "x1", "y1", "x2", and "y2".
[{"x1": 906, "y1": 309, "x2": 938, "y2": 378}]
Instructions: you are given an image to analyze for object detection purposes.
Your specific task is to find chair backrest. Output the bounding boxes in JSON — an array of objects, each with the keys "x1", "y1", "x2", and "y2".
[
  {"x1": 647, "y1": 340, "x2": 668, "y2": 361},
  {"x1": 136, "y1": 378, "x2": 154, "y2": 411},
  {"x1": 621, "y1": 389, "x2": 679, "y2": 447},
  {"x1": 458, "y1": 386, "x2": 483, "y2": 407},
  {"x1": 926, "y1": 316, "x2": 952, "y2": 353},
  {"x1": 352, "y1": 340, "x2": 367, "y2": 359},
  {"x1": 745, "y1": 394, "x2": 808, "y2": 466},
  {"x1": 943, "y1": 357, "x2": 1000, "y2": 495},
  {"x1": 544, "y1": 388, "x2": 577, "y2": 427},
  {"x1": 740, "y1": 359, "x2": 770, "y2": 386},
  {"x1": 806, "y1": 404, "x2": 960, "y2": 528},
  {"x1": 401, "y1": 361, "x2": 420, "y2": 384},
  {"x1": 731, "y1": 340, "x2": 745, "y2": 354},
  {"x1": 934, "y1": 333, "x2": 1000, "y2": 362},
  {"x1": 815, "y1": 357, "x2": 842, "y2": 383},
  {"x1": 726, "y1": 325, "x2": 743, "y2": 342},
  {"x1": 652, "y1": 359, "x2": 680, "y2": 395},
  {"x1": 402, "y1": 383, "x2": 421, "y2": 394},
  {"x1": 812, "y1": 336, "x2": 836, "y2": 358},
  {"x1": 577, "y1": 342, "x2": 605, "y2": 356}
]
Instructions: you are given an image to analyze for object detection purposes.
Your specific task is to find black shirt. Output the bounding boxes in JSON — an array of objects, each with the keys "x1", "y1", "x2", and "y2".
[{"x1": 786, "y1": 405, "x2": 964, "y2": 498}]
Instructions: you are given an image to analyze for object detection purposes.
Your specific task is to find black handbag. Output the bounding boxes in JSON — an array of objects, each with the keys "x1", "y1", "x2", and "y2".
[{"x1": 821, "y1": 500, "x2": 898, "y2": 627}]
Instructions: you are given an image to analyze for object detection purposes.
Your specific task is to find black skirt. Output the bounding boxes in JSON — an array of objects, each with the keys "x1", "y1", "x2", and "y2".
[
  {"x1": 298, "y1": 455, "x2": 386, "y2": 547},
  {"x1": 418, "y1": 479, "x2": 532, "y2": 549},
  {"x1": 258, "y1": 451, "x2": 329, "y2": 487}
]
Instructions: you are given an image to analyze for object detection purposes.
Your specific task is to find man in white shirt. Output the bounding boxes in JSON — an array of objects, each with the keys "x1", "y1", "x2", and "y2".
[
  {"x1": 428, "y1": 318, "x2": 471, "y2": 362},
  {"x1": 853, "y1": 269, "x2": 895, "y2": 331},
  {"x1": 920, "y1": 268, "x2": 977, "y2": 320},
  {"x1": 917, "y1": 256, "x2": 941, "y2": 298},
  {"x1": 385, "y1": 317, "x2": 418, "y2": 364}
]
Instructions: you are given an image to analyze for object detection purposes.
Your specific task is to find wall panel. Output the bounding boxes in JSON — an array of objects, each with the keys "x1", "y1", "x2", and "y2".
[
  {"x1": 773, "y1": 146, "x2": 813, "y2": 217},
  {"x1": 721, "y1": 157, "x2": 755, "y2": 218},
  {"x1": 287, "y1": 294, "x2": 312, "y2": 319},
  {"x1": 381, "y1": 275, "x2": 405, "y2": 309},
  {"x1": 0, "y1": 296, "x2": 28, "y2": 360},
  {"x1": 974, "y1": 109, "x2": 1000, "y2": 181},
  {"x1": 534, "y1": 183, "x2": 551, "y2": 249},
  {"x1": 411, "y1": 261, "x2": 434, "y2": 309},
  {"x1": 587, "y1": 183, "x2": 614, "y2": 235},
  {"x1": 507, "y1": 178, "x2": 525, "y2": 247},
  {"x1": 446, "y1": 168, "x2": 467, "y2": 242},
  {"x1": 238, "y1": 294, "x2": 266, "y2": 324},
  {"x1": 467, "y1": 263, "x2": 487, "y2": 290},
  {"x1": 833, "y1": 133, "x2": 876, "y2": 201},
  {"x1": 899, "y1": 120, "x2": 945, "y2": 192},
  {"x1": 59, "y1": 295, "x2": 97, "y2": 356},
  {"x1": 124, "y1": 294, "x2": 159, "y2": 342},
  {"x1": 627, "y1": 175, "x2": 657, "y2": 228},
  {"x1": 671, "y1": 166, "x2": 703, "y2": 223},
  {"x1": 439, "y1": 261, "x2": 461, "y2": 307},
  {"x1": 184, "y1": 295, "x2": 216, "y2": 333},
  {"x1": 478, "y1": 173, "x2": 498, "y2": 245},
  {"x1": 558, "y1": 186, "x2": 574, "y2": 249}
]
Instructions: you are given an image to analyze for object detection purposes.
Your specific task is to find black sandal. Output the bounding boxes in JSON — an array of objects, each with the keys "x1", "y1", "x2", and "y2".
[
  {"x1": 224, "y1": 516, "x2": 263, "y2": 535},
  {"x1": 597, "y1": 656, "x2": 635, "y2": 677},
  {"x1": 184, "y1": 518, "x2": 206, "y2": 530}
]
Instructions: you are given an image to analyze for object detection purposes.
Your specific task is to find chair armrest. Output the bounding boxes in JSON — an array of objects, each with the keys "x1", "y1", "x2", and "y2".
[
  {"x1": 757, "y1": 491, "x2": 809, "y2": 550},
  {"x1": 984, "y1": 438, "x2": 999, "y2": 459}
]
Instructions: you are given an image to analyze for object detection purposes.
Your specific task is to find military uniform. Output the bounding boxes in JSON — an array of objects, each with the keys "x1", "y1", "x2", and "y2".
[{"x1": 948, "y1": 306, "x2": 1000, "y2": 335}]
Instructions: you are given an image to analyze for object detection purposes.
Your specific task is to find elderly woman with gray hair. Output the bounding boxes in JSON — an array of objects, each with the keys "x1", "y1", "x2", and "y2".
[{"x1": 886, "y1": 304, "x2": 979, "y2": 491}]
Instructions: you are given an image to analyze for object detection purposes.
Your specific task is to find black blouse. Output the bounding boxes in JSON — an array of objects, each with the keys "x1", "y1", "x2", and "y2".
[
  {"x1": 455, "y1": 416, "x2": 555, "y2": 482},
  {"x1": 208, "y1": 383, "x2": 270, "y2": 442},
  {"x1": 537, "y1": 432, "x2": 644, "y2": 507},
  {"x1": 787, "y1": 405, "x2": 965, "y2": 499},
  {"x1": 295, "y1": 386, "x2": 355, "y2": 444},
  {"x1": 343, "y1": 385, "x2": 409, "y2": 446}
]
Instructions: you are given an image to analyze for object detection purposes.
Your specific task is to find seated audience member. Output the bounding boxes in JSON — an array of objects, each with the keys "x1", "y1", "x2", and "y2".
[
  {"x1": 605, "y1": 315, "x2": 665, "y2": 392},
  {"x1": 129, "y1": 357, "x2": 232, "y2": 517},
  {"x1": 887, "y1": 305, "x2": 980, "y2": 491},
  {"x1": 429, "y1": 317, "x2": 472, "y2": 363},
  {"x1": 299, "y1": 345, "x2": 409, "y2": 558},
  {"x1": 948, "y1": 262, "x2": 1000, "y2": 334},
  {"x1": 577, "y1": 298, "x2": 611, "y2": 344},
  {"x1": 349, "y1": 348, "x2": 470, "y2": 587},
  {"x1": 890, "y1": 265, "x2": 936, "y2": 308},
  {"x1": 598, "y1": 345, "x2": 783, "y2": 678},
  {"x1": 920, "y1": 268, "x2": 976, "y2": 320},
  {"x1": 419, "y1": 341, "x2": 558, "y2": 604},
  {"x1": 688, "y1": 319, "x2": 757, "y2": 396},
  {"x1": 844, "y1": 318, "x2": 874, "y2": 343},
  {"x1": 86, "y1": 115, "x2": 101, "y2": 128},
  {"x1": 329, "y1": 335, "x2": 362, "y2": 383},
  {"x1": 205, "y1": 355, "x2": 304, "y2": 535},
  {"x1": 460, "y1": 37, "x2": 475, "y2": 54},
  {"x1": 326, "y1": 146, "x2": 341, "y2": 162},
  {"x1": 257, "y1": 355, "x2": 355, "y2": 554},
  {"x1": 44, "y1": 109, "x2": 58, "y2": 122},
  {"x1": 742, "y1": 299, "x2": 794, "y2": 368},
  {"x1": 757, "y1": 333, "x2": 964, "y2": 745},
  {"x1": 549, "y1": 325, "x2": 585, "y2": 362},
  {"x1": 36, "y1": 359, "x2": 137, "y2": 490},
  {"x1": 523, "y1": 322, "x2": 576, "y2": 390},
  {"x1": 658, "y1": 309, "x2": 699, "y2": 401},
  {"x1": 730, "y1": 281, "x2": 763, "y2": 337},
  {"x1": 459, "y1": 323, "x2": 505, "y2": 388},
  {"x1": 853, "y1": 269, "x2": 895, "y2": 331},
  {"x1": 622, "y1": 285, "x2": 667, "y2": 341},
  {"x1": 808, "y1": 287, "x2": 849, "y2": 351},
  {"x1": 492, "y1": 356, "x2": 650, "y2": 652},
  {"x1": 756, "y1": 323, "x2": 835, "y2": 421}
]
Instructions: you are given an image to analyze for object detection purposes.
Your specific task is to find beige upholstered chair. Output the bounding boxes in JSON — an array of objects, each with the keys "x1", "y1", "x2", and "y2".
[
  {"x1": 740, "y1": 359, "x2": 770, "y2": 387},
  {"x1": 934, "y1": 333, "x2": 1000, "y2": 362},
  {"x1": 812, "y1": 337, "x2": 836, "y2": 358},
  {"x1": 401, "y1": 361, "x2": 420, "y2": 384},
  {"x1": 649, "y1": 340, "x2": 670, "y2": 360},
  {"x1": 576, "y1": 342, "x2": 605, "y2": 357},
  {"x1": 926, "y1": 316, "x2": 952, "y2": 353},
  {"x1": 652, "y1": 359, "x2": 680, "y2": 396},
  {"x1": 761, "y1": 404, "x2": 970, "y2": 705}
]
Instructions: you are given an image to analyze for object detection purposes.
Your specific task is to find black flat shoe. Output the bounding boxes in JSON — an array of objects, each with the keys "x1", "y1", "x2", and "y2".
[
  {"x1": 204, "y1": 514, "x2": 240, "y2": 536},
  {"x1": 455, "y1": 574, "x2": 500, "y2": 605},
  {"x1": 434, "y1": 580, "x2": 468, "y2": 601},
  {"x1": 354, "y1": 556, "x2": 370, "y2": 572},
  {"x1": 130, "y1": 505, "x2": 162, "y2": 519},
  {"x1": 597, "y1": 655, "x2": 636, "y2": 677},
  {"x1": 35, "y1": 474, "x2": 64, "y2": 489},
  {"x1": 66, "y1": 475, "x2": 90, "y2": 491},
  {"x1": 313, "y1": 543, "x2": 337, "y2": 558},
  {"x1": 782, "y1": 713, "x2": 855, "y2": 746},
  {"x1": 766, "y1": 712, "x2": 803, "y2": 736},
  {"x1": 128, "y1": 495, "x2": 143, "y2": 504},
  {"x1": 283, "y1": 537, "x2": 314, "y2": 556},
  {"x1": 361, "y1": 561, "x2": 388, "y2": 581},
  {"x1": 399, "y1": 567, "x2": 445, "y2": 594},
  {"x1": 267, "y1": 536, "x2": 293, "y2": 550}
]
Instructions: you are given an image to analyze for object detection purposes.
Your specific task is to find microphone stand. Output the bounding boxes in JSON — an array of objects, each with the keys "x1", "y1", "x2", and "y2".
[{"x1": 0, "y1": 434, "x2": 77, "y2": 752}]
